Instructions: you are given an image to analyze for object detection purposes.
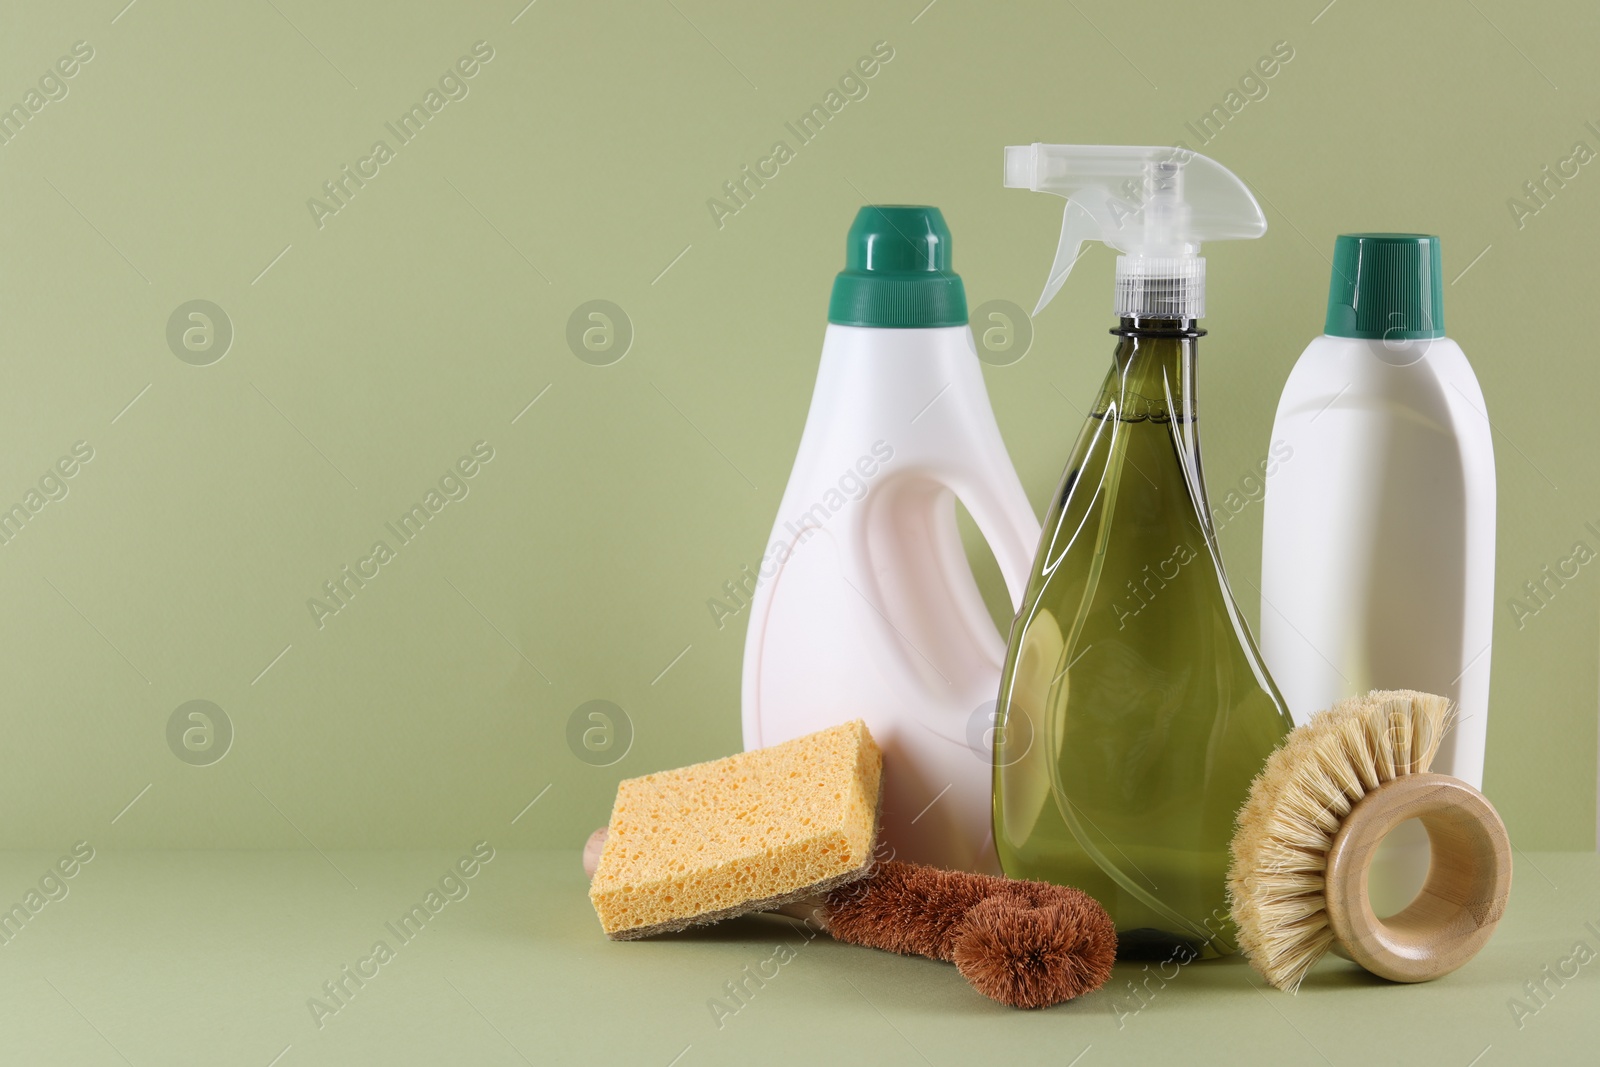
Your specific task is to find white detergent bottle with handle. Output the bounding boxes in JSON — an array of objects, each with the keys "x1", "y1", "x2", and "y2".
[
  {"x1": 741, "y1": 205, "x2": 1040, "y2": 874},
  {"x1": 1260, "y1": 233, "x2": 1496, "y2": 912}
]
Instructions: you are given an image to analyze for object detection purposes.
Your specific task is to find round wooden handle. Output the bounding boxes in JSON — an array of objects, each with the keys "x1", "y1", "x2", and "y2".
[{"x1": 1323, "y1": 773, "x2": 1512, "y2": 983}]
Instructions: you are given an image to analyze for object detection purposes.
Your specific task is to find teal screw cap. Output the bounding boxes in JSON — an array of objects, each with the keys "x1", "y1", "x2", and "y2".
[
  {"x1": 828, "y1": 206, "x2": 968, "y2": 328},
  {"x1": 1324, "y1": 233, "x2": 1445, "y2": 340}
]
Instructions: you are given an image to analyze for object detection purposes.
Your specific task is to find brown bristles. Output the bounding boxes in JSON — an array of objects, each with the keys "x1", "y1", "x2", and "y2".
[
  {"x1": 822, "y1": 861, "x2": 1117, "y2": 1008},
  {"x1": 953, "y1": 891, "x2": 1118, "y2": 1009},
  {"x1": 821, "y1": 861, "x2": 995, "y2": 960}
]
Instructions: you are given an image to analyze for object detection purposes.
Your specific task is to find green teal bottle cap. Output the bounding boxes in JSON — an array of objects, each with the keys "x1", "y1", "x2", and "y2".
[
  {"x1": 1324, "y1": 233, "x2": 1445, "y2": 340},
  {"x1": 828, "y1": 206, "x2": 968, "y2": 328}
]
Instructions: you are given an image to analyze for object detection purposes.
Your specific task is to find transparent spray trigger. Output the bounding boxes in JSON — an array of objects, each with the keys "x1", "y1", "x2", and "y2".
[
  {"x1": 1036, "y1": 199, "x2": 1101, "y2": 317},
  {"x1": 1005, "y1": 143, "x2": 1267, "y2": 319}
]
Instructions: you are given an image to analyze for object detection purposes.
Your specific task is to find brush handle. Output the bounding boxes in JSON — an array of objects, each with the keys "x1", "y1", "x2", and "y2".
[
  {"x1": 582, "y1": 827, "x2": 608, "y2": 879},
  {"x1": 1323, "y1": 772, "x2": 1511, "y2": 983}
]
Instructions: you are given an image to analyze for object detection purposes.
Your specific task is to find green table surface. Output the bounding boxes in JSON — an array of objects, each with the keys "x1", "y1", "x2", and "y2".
[{"x1": 0, "y1": 849, "x2": 1594, "y2": 1065}]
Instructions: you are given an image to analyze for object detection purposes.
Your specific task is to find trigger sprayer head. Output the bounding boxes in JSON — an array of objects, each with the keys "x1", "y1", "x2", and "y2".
[{"x1": 1003, "y1": 144, "x2": 1266, "y2": 319}]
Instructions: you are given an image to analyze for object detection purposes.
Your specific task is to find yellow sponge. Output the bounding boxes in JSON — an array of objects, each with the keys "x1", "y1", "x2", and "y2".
[{"x1": 589, "y1": 720, "x2": 882, "y2": 939}]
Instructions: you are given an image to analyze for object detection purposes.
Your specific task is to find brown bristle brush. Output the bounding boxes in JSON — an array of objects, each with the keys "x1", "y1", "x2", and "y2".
[
  {"x1": 1227, "y1": 689, "x2": 1512, "y2": 992},
  {"x1": 584, "y1": 827, "x2": 1116, "y2": 1009}
]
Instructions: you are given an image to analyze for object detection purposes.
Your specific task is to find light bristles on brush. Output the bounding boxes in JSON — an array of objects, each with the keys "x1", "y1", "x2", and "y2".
[{"x1": 1228, "y1": 690, "x2": 1451, "y2": 992}]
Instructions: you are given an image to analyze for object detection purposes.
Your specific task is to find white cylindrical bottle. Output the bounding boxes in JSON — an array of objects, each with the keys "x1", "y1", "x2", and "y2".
[
  {"x1": 1260, "y1": 234, "x2": 1495, "y2": 910},
  {"x1": 741, "y1": 207, "x2": 1040, "y2": 874}
]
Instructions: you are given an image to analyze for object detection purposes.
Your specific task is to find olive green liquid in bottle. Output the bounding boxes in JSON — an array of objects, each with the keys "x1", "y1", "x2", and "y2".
[{"x1": 993, "y1": 317, "x2": 1292, "y2": 959}]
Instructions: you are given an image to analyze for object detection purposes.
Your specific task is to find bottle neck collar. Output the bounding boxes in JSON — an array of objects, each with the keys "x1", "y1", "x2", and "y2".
[{"x1": 1111, "y1": 317, "x2": 1204, "y2": 338}]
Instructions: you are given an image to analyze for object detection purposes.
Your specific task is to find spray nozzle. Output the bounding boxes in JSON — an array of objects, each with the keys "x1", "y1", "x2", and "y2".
[{"x1": 1003, "y1": 144, "x2": 1266, "y2": 318}]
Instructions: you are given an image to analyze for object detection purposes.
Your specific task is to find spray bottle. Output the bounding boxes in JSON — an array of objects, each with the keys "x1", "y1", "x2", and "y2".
[{"x1": 992, "y1": 146, "x2": 1293, "y2": 957}]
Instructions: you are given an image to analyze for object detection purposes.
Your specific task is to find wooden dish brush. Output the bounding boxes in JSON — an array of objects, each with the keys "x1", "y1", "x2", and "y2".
[
  {"x1": 584, "y1": 828, "x2": 1116, "y2": 1009},
  {"x1": 1228, "y1": 689, "x2": 1511, "y2": 991}
]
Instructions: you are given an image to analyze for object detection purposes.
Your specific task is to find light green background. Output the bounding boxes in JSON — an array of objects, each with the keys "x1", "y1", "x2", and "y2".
[{"x1": 3, "y1": 0, "x2": 1597, "y2": 859}]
